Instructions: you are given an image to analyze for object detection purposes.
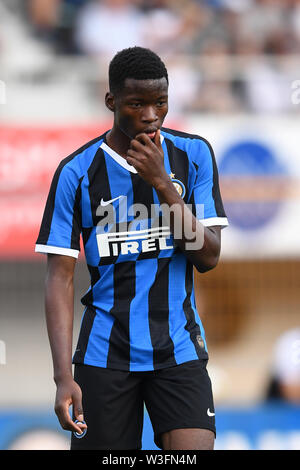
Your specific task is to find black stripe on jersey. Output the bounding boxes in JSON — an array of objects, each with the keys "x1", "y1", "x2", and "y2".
[
  {"x1": 106, "y1": 261, "x2": 136, "y2": 370},
  {"x1": 161, "y1": 127, "x2": 201, "y2": 140},
  {"x1": 188, "y1": 162, "x2": 200, "y2": 218},
  {"x1": 82, "y1": 227, "x2": 93, "y2": 247},
  {"x1": 136, "y1": 213, "x2": 165, "y2": 261},
  {"x1": 87, "y1": 147, "x2": 112, "y2": 227},
  {"x1": 81, "y1": 265, "x2": 101, "y2": 307},
  {"x1": 183, "y1": 262, "x2": 208, "y2": 359},
  {"x1": 130, "y1": 173, "x2": 154, "y2": 211},
  {"x1": 162, "y1": 127, "x2": 226, "y2": 218},
  {"x1": 130, "y1": 172, "x2": 161, "y2": 261},
  {"x1": 71, "y1": 176, "x2": 83, "y2": 250},
  {"x1": 72, "y1": 306, "x2": 97, "y2": 364},
  {"x1": 36, "y1": 134, "x2": 105, "y2": 245},
  {"x1": 209, "y1": 142, "x2": 226, "y2": 218},
  {"x1": 75, "y1": 264, "x2": 101, "y2": 362},
  {"x1": 164, "y1": 137, "x2": 190, "y2": 203},
  {"x1": 87, "y1": 148, "x2": 121, "y2": 266},
  {"x1": 148, "y1": 258, "x2": 176, "y2": 369}
]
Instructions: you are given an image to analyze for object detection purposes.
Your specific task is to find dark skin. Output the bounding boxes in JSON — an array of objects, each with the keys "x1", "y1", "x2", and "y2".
[{"x1": 46, "y1": 77, "x2": 219, "y2": 448}]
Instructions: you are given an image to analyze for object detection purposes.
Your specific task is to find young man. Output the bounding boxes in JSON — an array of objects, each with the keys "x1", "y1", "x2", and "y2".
[{"x1": 35, "y1": 47, "x2": 228, "y2": 450}]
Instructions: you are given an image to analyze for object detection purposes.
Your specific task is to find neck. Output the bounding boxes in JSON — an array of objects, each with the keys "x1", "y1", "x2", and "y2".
[{"x1": 106, "y1": 126, "x2": 131, "y2": 159}]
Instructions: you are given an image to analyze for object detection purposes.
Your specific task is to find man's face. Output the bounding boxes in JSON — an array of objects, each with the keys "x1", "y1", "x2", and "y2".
[{"x1": 111, "y1": 77, "x2": 169, "y2": 141}]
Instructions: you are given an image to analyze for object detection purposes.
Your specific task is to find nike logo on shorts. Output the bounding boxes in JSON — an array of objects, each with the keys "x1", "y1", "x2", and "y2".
[{"x1": 207, "y1": 408, "x2": 215, "y2": 417}]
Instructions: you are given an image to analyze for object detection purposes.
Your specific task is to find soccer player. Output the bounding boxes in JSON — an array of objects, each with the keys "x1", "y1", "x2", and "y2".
[{"x1": 35, "y1": 47, "x2": 228, "y2": 450}]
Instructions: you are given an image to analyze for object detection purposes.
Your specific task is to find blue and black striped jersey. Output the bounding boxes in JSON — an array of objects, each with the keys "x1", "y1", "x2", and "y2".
[{"x1": 35, "y1": 127, "x2": 228, "y2": 371}]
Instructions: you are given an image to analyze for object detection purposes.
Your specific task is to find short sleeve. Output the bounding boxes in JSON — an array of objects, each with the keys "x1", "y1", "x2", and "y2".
[
  {"x1": 189, "y1": 139, "x2": 228, "y2": 228},
  {"x1": 35, "y1": 161, "x2": 82, "y2": 258}
]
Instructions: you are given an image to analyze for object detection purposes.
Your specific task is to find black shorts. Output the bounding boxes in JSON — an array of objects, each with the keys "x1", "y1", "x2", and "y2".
[{"x1": 70, "y1": 359, "x2": 216, "y2": 450}]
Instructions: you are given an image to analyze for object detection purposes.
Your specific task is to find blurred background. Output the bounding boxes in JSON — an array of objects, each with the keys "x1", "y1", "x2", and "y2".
[{"x1": 0, "y1": 0, "x2": 300, "y2": 450}]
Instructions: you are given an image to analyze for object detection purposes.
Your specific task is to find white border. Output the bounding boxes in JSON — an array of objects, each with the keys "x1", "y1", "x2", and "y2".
[
  {"x1": 100, "y1": 142, "x2": 137, "y2": 173},
  {"x1": 200, "y1": 217, "x2": 229, "y2": 227},
  {"x1": 35, "y1": 244, "x2": 79, "y2": 258},
  {"x1": 100, "y1": 135, "x2": 165, "y2": 174}
]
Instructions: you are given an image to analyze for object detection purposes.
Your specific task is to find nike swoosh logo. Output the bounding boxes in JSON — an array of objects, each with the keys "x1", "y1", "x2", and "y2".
[
  {"x1": 207, "y1": 408, "x2": 215, "y2": 417},
  {"x1": 100, "y1": 196, "x2": 125, "y2": 206}
]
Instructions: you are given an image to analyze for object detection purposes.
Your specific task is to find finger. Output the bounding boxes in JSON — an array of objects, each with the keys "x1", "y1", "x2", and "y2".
[
  {"x1": 126, "y1": 148, "x2": 140, "y2": 160},
  {"x1": 130, "y1": 138, "x2": 149, "y2": 154},
  {"x1": 135, "y1": 133, "x2": 153, "y2": 146},
  {"x1": 154, "y1": 129, "x2": 162, "y2": 149},
  {"x1": 73, "y1": 398, "x2": 87, "y2": 433},
  {"x1": 55, "y1": 402, "x2": 81, "y2": 432},
  {"x1": 126, "y1": 155, "x2": 144, "y2": 172},
  {"x1": 126, "y1": 155, "x2": 138, "y2": 168},
  {"x1": 127, "y1": 148, "x2": 149, "y2": 164}
]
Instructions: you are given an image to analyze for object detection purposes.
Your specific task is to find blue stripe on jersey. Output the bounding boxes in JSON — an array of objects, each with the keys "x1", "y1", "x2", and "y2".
[
  {"x1": 152, "y1": 139, "x2": 176, "y2": 259},
  {"x1": 84, "y1": 227, "x2": 100, "y2": 266},
  {"x1": 81, "y1": 174, "x2": 94, "y2": 229},
  {"x1": 161, "y1": 130, "x2": 218, "y2": 220},
  {"x1": 103, "y1": 151, "x2": 135, "y2": 223},
  {"x1": 129, "y1": 258, "x2": 158, "y2": 370},
  {"x1": 48, "y1": 165, "x2": 79, "y2": 249},
  {"x1": 83, "y1": 265, "x2": 115, "y2": 366},
  {"x1": 161, "y1": 130, "x2": 195, "y2": 156},
  {"x1": 194, "y1": 187, "x2": 216, "y2": 220},
  {"x1": 47, "y1": 140, "x2": 102, "y2": 249},
  {"x1": 168, "y1": 253, "x2": 199, "y2": 362},
  {"x1": 162, "y1": 138, "x2": 172, "y2": 176},
  {"x1": 149, "y1": 137, "x2": 172, "y2": 219},
  {"x1": 103, "y1": 150, "x2": 142, "y2": 264}
]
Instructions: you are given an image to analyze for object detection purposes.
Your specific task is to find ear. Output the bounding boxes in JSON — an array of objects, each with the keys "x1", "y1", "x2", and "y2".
[{"x1": 105, "y1": 92, "x2": 115, "y2": 112}]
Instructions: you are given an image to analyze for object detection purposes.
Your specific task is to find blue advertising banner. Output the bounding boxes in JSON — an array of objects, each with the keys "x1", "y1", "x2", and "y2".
[{"x1": 0, "y1": 403, "x2": 299, "y2": 450}]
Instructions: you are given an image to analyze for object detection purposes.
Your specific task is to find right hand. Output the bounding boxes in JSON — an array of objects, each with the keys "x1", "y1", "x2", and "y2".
[{"x1": 54, "y1": 377, "x2": 87, "y2": 435}]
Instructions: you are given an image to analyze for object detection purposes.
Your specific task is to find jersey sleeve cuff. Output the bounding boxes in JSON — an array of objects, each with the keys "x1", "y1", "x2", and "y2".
[
  {"x1": 35, "y1": 244, "x2": 80, "y2": 258},
  {"x1": 199, "y1": 217, "x2": 229, "y2": 228}
]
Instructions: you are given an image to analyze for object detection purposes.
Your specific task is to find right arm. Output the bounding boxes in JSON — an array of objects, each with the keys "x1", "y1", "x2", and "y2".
[{"x1": 45, "y1": 254, "x2": 87, "y2": 435}]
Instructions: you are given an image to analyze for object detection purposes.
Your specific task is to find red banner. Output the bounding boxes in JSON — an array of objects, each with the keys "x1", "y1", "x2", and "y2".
[{"x1": 0, "y1": 124, "x2": 111, "y2": 259}]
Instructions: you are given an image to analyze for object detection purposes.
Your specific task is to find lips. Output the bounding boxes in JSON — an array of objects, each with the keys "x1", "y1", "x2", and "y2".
[{"x1": 144, "y1": 129, "x2": 158, "y2": 140}]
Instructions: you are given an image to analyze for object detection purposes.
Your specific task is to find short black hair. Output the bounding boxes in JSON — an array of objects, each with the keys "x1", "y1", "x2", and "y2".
[{"x1": 109, "y1": 46, "x2": 169, "y2": 95}]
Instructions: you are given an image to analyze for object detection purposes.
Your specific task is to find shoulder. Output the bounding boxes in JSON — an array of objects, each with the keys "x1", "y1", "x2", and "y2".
[
  {"x1": 161, "y1": 127, "x2": 215, "y2": 166},
  {"x1": 56, "y1": 132, "x2": 106, "y2": 178}
]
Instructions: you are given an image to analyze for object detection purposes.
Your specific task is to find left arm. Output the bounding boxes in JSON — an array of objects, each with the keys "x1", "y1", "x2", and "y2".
[{"x1": 126, "y1": 130, "x2": 221, "y2": 273}]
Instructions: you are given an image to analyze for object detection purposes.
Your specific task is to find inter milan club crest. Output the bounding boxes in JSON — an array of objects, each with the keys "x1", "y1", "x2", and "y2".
[
  {"x1": 196, "y1": 335, "x2": 205, "y2": 349},
  {"x1": 169, "y1": 173, "x2": 186, "y2": 198}
]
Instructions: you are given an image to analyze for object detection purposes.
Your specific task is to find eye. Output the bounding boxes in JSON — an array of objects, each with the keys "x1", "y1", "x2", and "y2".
[
  {"x1": 157, "y1": 100, "x2": 167, "y2": 107},
  {"x1": 129, "y1": 102, "x2": 142, "y2": 108}
]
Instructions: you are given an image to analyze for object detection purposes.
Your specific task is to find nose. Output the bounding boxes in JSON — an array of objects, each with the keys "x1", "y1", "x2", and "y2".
[{"x1": 141, "y1": 106, "x2": 158, "y2": 123}]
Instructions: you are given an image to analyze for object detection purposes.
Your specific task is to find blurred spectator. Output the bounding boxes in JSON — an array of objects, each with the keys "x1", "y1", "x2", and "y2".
[
  {"x1": 27, "y1": 0, "x2": 60, "y2": 44},
  {"x1": 290, "y1": 0, "x2": 300, "y2": 43},
  {"x1": 27, "y1": 0, "x2": 88, "y2": 53},
  {"x1": 237, "y1": 0, "x2": 296, "y2": 54},
  {"x1": 164, "y1": 55, "x2": 200, "y2": 117},
  {"x1": 74, "y1": 0, "x2": 146, "y2": 58},
  {"x1": 139, "y1": 0, "x2": 184, "y2": 56},
  {"x1": 242, "y1": 59, "x2": 291, "y2": 113},
  {"x1": 265, "y1": 328, "x2": 300, "y2": 404},
  {"x1": 3, "y1": 0, "x2": 300, "y2": 115},
  {"x1": 139, "y1": 0, "x2": 215, "y2": 57}
]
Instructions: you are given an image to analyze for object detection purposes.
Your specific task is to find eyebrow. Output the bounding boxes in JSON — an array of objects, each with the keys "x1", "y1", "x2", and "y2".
[{"x1": 126, "y1": 94, "x2": 168, "y2": 101}]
